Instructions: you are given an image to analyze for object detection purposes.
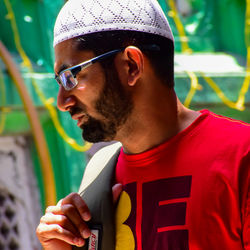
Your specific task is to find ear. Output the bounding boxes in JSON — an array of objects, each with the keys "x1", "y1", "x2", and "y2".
[{"x1": 123, "y1": 46, "x2": 144, "y2": 86}]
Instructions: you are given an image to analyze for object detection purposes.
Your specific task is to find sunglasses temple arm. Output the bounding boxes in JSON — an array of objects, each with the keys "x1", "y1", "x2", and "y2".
[
  {"x1": 90, "y1": 49, "x2": 123, "y2": 65},
  {"x1": 80, "y1": 60, "x2": 93, "y2": 70}
]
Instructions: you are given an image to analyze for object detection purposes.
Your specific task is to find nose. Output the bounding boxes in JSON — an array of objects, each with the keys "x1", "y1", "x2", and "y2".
[{"x1": 57, "y1": 86, "x2": 76, "y2": 112}]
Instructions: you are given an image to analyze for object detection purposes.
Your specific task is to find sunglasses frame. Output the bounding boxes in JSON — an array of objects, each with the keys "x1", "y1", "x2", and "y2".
[{"x1": 55, "y1": 45, "x2": 160, "y2": 91}]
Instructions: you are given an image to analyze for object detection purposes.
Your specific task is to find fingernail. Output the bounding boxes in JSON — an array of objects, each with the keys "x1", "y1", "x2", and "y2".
[
  {"x1": 83, "y1": 212, "x2": 91, "y2": 221},
  {"x1": 74, "y1": 238, "x2": 85, "y2": 246},
  {"x1": 81, "y1": 229, "x2": 91, "y2": 239}
]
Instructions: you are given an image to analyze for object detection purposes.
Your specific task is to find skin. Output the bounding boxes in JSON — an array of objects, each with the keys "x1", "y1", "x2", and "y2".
[{"x1": 36, "y1": 38, "x2": 200, "y2": 249}]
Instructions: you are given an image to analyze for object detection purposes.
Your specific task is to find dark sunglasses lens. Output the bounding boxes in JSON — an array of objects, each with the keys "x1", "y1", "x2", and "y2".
[{"x1": 60, "y1": 71, "x2": 76, "y2": 90}]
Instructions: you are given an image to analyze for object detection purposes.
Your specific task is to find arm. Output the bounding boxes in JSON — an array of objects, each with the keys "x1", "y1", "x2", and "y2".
[
  {"x1": 37, "y1": 143, "x2": 122, "y2": 250},
  {"x1": 36, "y1": 193, "x2": 91, "y2": 250}
]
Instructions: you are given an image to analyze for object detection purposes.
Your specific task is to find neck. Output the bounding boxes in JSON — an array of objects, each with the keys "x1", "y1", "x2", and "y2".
[{"x1": 116, "y1": 88, "x2": 200, "y2": 154}]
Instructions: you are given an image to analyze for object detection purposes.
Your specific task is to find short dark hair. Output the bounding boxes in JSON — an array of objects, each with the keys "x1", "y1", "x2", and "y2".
[{"x1": 74, "y1": 30, "x2": 174, "y2": 88}]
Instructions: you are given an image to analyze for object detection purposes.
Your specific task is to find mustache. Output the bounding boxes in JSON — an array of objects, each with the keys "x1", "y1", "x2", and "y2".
[{"x1": 69, "y1": 106, "x2": 86, "y2": 117}]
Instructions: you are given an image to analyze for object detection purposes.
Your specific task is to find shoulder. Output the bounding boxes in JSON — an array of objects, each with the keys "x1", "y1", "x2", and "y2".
[
  {"x1": 206, "y1": 110, "x2": 250, "y2": 127},
  {"x1": 201, "y1": 110, "x2": 250, "y2": 153},
  {"x1": 202, "y1": 110, "x2": 250, "y2": 136}
]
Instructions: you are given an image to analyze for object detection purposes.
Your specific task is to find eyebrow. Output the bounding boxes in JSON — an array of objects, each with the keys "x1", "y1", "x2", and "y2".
[{"x1": 54, "y1": 64, "x2": 70, "y2": 78}]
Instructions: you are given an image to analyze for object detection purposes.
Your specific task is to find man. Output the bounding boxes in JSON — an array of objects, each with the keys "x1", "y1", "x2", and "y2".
[{"x1": 36, "y1": 0, "x2": 250, "y2": 249}]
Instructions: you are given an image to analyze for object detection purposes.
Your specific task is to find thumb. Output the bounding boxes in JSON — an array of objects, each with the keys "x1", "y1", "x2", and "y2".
[{"x1": 112, "y1": 183, "x2": 123, "y2": 204}]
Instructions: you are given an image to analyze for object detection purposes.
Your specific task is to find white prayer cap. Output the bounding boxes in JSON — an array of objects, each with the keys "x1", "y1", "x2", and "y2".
[{"x1": 53, "y1": 0, "x2": 174, "y2": 47}]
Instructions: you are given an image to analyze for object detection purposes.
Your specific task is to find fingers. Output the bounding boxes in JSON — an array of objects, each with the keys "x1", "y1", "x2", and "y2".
[
  {"x1": 52, "y1": 193, "x2": 91, "y2": 238},
  {"x1": 61, "y1": 193, "x2": 91, "y2": 222},
  {"x1": 37, "y1": 192, "x2": 92, "y2": 249},
  {"x1": 63, "y1": 204, "x2": 91, "y2": 238},
  {"x1": 36, "y1": 222, "x2": 85, "y2": 247},
  {"x1": 112, "y1": 183, "x2": 123, "y2": 204},
  {"x1": 45, "y1": 204, "x2": 89, "y2": 238},
  {"x1": 40, "y1": 212, "x2": 80, "y2": 237}
]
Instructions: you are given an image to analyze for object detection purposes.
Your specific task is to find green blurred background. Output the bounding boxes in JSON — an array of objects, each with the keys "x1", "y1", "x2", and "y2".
[{"x1": 0, "y1": 0, "x2": 249, "y2": 212}]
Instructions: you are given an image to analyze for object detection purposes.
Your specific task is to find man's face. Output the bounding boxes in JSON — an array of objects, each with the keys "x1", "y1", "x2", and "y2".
[{"x1": 54, "y1": 39, "x2": 133, "y2": 143}]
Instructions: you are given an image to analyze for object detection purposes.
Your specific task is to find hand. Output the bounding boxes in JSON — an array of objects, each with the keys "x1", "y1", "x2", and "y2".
[
  {"x1": 112, "y1": 183, "x2": 123, "y2": 204},
  {"x1": 36, "y1": 192, "x2": 91, "y2": 250}
]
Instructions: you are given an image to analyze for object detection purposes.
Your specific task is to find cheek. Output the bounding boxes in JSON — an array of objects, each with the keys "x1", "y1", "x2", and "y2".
[
  {"x1": 77, "y1": 63, "x2": 106, "y2": 92},
  {"x1": 73, "y1": 82, "x2": 105, "y2": 114},
  {"x1": 112, "y1": 57, "x2": 128, "y2": 88},
  {"x1": 73, "y1": 63, "x2": 107, "y2": 112},
  {"x1": 77, "y1": 86, "x2": 86, "y2": 91}
]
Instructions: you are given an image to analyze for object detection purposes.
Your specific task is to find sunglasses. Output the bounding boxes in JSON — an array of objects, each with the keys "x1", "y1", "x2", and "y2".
[{"x1": 55, "y1": 45, "x2": 160, "y2": 91}]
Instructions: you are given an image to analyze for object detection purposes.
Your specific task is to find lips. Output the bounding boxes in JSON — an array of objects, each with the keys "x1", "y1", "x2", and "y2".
[{"x1": 71, "y1": 113, "x2": 87, "y2": 127}]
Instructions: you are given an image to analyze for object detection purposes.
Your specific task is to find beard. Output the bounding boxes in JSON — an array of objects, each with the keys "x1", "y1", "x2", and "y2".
[{"x1": 78, "y1": 66, "x2": 133, "y2": 143}]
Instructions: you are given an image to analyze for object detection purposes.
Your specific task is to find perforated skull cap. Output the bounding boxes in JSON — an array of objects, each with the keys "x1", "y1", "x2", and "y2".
[{"x1": 53, "y1": 0, "x2": 174, "y2": 47}]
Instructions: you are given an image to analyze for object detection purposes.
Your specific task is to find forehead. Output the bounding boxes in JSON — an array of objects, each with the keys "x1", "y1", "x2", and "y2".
[{"x1": 54, "y1": 38, "x2": 94, "y2": 74}]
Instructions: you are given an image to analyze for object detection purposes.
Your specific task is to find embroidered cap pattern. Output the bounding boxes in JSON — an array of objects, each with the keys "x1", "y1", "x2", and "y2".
[{"x1": 53, "y1": 0, "x2": 174, "y2": 47}]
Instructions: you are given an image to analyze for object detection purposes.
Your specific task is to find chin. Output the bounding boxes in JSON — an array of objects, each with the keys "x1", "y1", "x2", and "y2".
[
  {"x1": 80, "y1": 117, "x2": 117, "y2": 143},
  {"x1": 81, "y1": 129, "x2": 116, "y2": 143}
]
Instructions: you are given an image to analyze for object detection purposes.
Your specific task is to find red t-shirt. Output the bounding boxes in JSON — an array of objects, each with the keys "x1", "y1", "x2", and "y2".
[{"x1": 115, "y1": 110, "x2": 250, "y2": 250}]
